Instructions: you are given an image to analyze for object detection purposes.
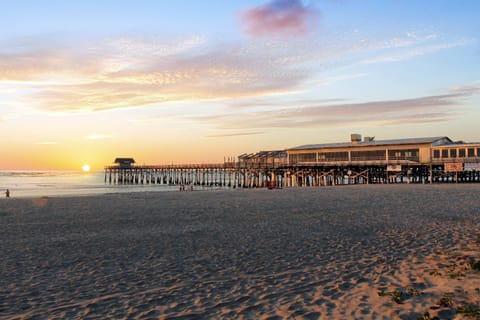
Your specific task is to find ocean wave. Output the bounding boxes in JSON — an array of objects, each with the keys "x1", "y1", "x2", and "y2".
[{"x1": 0, "y1": 170, "x2": 89, "y2": 178}]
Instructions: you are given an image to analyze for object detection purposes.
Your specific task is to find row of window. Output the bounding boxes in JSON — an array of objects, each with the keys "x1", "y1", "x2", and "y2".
[
  {"x1": 432, "y1": 148, "x2": 480, "y2": 159},
  {"x1": 318, "y1": 152, "x2": 349, "y2": 161},
  {"x1": 289, "y1": 153, "x2": 317, "y2": 163},
  {"x1": 351, "y1": 150, "x2": 386, "y2": 161},
  {"x1": 289, "y1": 147, "x2": 480, "y2": 164},
  {"x1": 289, "y1": 149, "x2": 420, "y2": 163}
]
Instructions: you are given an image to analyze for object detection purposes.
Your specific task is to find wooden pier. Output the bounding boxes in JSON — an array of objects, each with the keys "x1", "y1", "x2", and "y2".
[
  {"x1": 105, "y1": 158, "x2": 288, "y2": 189},
  {"x1": 105, "y1": 163, "x2": 242, "y2": 187},
  {"x1": 104, "y1": 162, "x2": 480, "y2": 188},
  {"x1": 105, "y1": 136, "x2": 480, "y2": 188}
]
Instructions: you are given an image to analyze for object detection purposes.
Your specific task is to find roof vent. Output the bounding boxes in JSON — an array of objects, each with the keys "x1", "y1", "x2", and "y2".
[
  {"x1": 364, "y1": 136, "x2": 375, "y2": 142},
  {"x1": 351, "y1": 133, "x2": 362, "y2": 144}
]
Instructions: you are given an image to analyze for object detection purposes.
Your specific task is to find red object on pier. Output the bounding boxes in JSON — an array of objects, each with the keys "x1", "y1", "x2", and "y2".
[{"x1": 265, "y1": 181, "x2": 278, "y2": 189}]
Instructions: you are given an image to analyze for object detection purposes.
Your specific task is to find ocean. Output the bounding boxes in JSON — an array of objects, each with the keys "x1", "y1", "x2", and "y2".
[{"x1": 0, "y1": 170, "x2": 179, "y2": 198}]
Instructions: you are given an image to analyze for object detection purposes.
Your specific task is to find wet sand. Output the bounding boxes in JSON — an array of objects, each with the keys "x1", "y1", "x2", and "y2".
[{"x1": 1, "y1": 184, "x2": 479, "y2": 319}]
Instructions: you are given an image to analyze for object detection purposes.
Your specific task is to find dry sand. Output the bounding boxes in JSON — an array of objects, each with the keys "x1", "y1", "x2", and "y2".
[{"x1": 0, "y1": 184, "x2": 479, "y2": 319}]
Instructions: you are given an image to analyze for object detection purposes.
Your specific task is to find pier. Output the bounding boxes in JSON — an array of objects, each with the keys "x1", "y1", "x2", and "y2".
[
  {"x1": 104, "y1": 155, "x2": 287, "y2": 189},
  {"x1": 105, "y1": 163, "x2": 242, "y2": 187},
  {"x1": 105, "y1": 135, "x2": 480, "y2": 188}
]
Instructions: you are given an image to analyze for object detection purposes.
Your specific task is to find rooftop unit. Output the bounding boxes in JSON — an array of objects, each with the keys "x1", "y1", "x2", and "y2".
[{"x1": 351, "y1": 133, "x2": 362, "y2": 144}]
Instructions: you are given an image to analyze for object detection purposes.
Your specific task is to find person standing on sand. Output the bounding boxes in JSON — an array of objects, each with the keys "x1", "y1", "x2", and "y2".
[{"x1": 5, "y1": 189, "x2": 10, "y2": 198}]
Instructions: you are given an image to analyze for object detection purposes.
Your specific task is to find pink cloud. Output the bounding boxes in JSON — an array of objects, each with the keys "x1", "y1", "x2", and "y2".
[{"x1": 241, "y1": 0, "x2": 321, "y2": 38}]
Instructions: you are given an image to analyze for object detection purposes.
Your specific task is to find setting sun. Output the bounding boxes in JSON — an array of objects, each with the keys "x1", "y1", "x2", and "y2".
[{"x1": 82, "y1": 164, "x2": 91, "y2": 172}]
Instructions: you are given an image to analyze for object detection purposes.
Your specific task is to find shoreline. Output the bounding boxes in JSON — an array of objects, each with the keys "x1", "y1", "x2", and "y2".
[
  {"x1": 1, "y1": 185, "x2": 479, "y2": 319},
  {"x1": 2, "y1": 182, "x2": 479, "y2": 201}
]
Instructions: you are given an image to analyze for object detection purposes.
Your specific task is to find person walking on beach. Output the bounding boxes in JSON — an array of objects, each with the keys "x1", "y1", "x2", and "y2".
[{"x1": 5, "y1": 189, "x2": 10, "y2": 198}]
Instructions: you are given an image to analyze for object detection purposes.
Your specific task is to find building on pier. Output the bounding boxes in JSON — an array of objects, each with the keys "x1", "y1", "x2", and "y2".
[
  {"x1": 238, "y1": 151, "x2": 287, "y2": 169},
  {"x1": 284, "y1": 134, "x2": 480, "y2": 185},
  {"x1": 287, "y1": 135, "x2": 450, "y2": 166},
  {"x1": 114, "y1": 158, "x2": 136, "y2": 168}
]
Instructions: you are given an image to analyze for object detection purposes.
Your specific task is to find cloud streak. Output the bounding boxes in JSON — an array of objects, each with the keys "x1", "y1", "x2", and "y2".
[
  {"x1": 362, "y1": 38, "x2": 472, "y2": 64},
  {"x1": 0, "y1": 31, "x2": 472, "y2": 113},
  {"x1": 191, "y1": 87, "x2": 479, "y2": 130},
  {"x1": 240, "y1": 0, "x2": 321, "y2": 38},
  {"x1": 7, "y1": 38, "x2": 313, "y2": 112},
  {"x1": 207, "y1": 132, "x2": 265, "y2": 138}
]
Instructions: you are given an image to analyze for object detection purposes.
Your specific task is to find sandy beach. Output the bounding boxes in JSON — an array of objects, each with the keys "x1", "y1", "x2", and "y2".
[{"x1": 1, "y1": 184, "x2": 479, "y2": 319}]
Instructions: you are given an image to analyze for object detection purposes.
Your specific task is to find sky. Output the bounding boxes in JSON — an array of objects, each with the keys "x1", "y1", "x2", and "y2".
[{"x1": 1, "y1": 0, "x2": 479, "y2": 170}]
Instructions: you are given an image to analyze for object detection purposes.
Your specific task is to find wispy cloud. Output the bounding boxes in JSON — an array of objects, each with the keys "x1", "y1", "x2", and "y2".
[
  {"x1": 0, "y1": 31, "x2": 472, "y2": 113},
  {"x1": 10, "y1": 39, "x2": 313, "y2": 112},
  {"x1": 207, "y1": 131, "x2": 264, "y2": 138},
  {"x1": 192, "y1": 87, "x2": 479, "y2": 130},
  {"x1": 362, "y1": 38, "x2": 472, "y2": 64},
  {"x1": 240, "y1": 0, "x2": 321, "y2": 38},
  {"x1": 318, "y1": 73, "x2": 369, "y2": 86},
  {"x1": 226, "y1": 97, "x2": 347, "y2": 109},
  {"x1": 448, "y1": 83, "x2": 480, "y2": 95}
]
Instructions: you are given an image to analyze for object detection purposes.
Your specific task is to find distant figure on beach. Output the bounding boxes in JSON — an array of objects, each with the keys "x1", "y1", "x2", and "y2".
[{"x1": 5, "y1": 189, "x2": 10, "y2": 198}]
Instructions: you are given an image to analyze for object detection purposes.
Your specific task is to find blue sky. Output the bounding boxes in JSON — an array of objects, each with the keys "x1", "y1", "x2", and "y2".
[{"x1": 1, "y1": 0, "x2": 479, "y2": 169}]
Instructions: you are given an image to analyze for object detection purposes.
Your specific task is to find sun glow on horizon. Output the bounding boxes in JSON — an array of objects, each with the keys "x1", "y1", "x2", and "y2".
[{"x1": 82, "y1": 164, "x2": 91, "y2": 172}]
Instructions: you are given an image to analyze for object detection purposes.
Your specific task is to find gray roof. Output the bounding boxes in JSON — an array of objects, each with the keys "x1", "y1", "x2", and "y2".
[
  {"x1": 436, "y1": 141, "x2": 480, "y2": 147},
  {"x1": 114, "y1": 158, "x2": 136, "y2": 163},
  {"x1": 239, "y1": 150, "x2": 286, "y2": 159},
  {"x1": 288, "y1": 137, "x2": 452, "y2": 150}
]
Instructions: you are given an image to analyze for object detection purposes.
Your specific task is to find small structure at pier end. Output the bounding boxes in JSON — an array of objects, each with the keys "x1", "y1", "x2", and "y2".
[{"x1": 114, "y1": 158, "x2": 135, "y2": 168}]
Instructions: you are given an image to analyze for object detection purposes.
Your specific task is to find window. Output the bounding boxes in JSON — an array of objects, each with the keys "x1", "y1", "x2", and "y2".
[
  {"x1": 450, "y1": 149, "x2": 457, "y2": 158},
  {"x1": 317, "y1": 152, "x2": 349, "y2": 162},
  {"x1": 477, "y1": 148, "x2": 480, "y2": 156},
  {"x1": 433, "y1": 150, "x2": 440, "y2": 159},
  {"x1": 289, "y1": 153, "x2": 316, "y2": 163},
  {"x1": 468, "y1": 148, "x2": 475, "y2": 157},
  {"x1": 442, "y1": 149, "x2": 449, "y2": 158},
  {"x1": 388, "y1": 149, "x2": 419, "y2": 161},
  {"x1": 459, "y1": 149, "x2": 466, "y2": 157},
  {"x1": 351, "y1": 150, "x2": 386, "y2": 161}
]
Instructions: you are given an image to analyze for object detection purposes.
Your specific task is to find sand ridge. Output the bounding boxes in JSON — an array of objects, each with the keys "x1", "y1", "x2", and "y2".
[{"x1": 0, "y1": 185, "x2": 479, "y2": 319}]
